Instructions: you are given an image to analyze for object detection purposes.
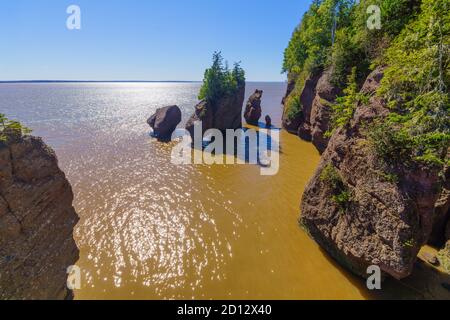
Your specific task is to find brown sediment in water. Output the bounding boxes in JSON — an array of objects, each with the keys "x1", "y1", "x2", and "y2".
[
  {"x1": 68, "y1": 127, "x2": 373, "y2": 299},
  {"x1": 3, "y1": 83, "x2": 446, "y2": 299}
]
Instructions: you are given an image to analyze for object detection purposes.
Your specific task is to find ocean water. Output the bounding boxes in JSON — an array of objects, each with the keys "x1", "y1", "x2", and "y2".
[{"x1": 0, "y1": 82, "x2": 374, "y2": 299}]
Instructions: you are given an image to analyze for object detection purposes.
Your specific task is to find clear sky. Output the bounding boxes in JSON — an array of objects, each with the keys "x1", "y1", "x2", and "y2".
[{"x1": 0, "y1": 0, "x2": 310, "y2": 81}]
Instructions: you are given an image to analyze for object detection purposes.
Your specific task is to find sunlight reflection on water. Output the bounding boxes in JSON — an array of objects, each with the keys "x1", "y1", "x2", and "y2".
[{"x1": 0, "y1": 82, "x2": 370, "y2": 300}]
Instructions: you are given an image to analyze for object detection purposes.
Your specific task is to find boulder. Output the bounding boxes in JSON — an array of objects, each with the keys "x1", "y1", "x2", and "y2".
[
  {"x1": 244, "y1": 90, "x2": 263, "y2": 125},
  {"x1": 0, "y1": 134, "x2": 79, "y2": 299},
  {"x1": 186, "y1": 83, "x2": 245, "y2": 141},
  {"x1": 265, "y1": 115, "x2": 272, "y2": 128},
  {"x1": 301, "y1": 67, "x2": 443, "y2": 280},
  {"x1": 147, "y1": 105, "x2": 182, "y2": 141}
]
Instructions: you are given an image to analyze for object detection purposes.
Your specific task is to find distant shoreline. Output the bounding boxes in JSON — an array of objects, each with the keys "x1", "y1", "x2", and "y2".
[
  {"x1": 0, "y1": 80, "x2": 200, "y2": 84},
  {"x1": 0, "y1": 80, "x2": 286, "y2": 84}
]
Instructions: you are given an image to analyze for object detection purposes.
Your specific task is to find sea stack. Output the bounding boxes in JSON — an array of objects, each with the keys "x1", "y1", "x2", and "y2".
[
  {"x1": 0, "y1": 132, "x2": 79, "y2": 299},
  {"x1": 147, "y1": 105, "x2": 182, "y2": 141},
  {"x1": 244, "y1": 89, "x2": 263, "y2": 126},
  {"x1": 186, "y1": 84, "x2": 245, "y2": 140}
]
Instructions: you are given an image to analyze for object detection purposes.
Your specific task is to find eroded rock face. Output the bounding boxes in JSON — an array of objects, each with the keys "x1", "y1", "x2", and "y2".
[
  {"x1": 186, "y1": 83, "x2": 245, "y2": 140},
  {"x1": 429, "y1": 163, "x2": 450, "y2": 247},
  {"x1": 282, "y1": 73, "x2": 321, "y2": 136},
  {"x1": 0, "y1": 134, "x2": 79, "y2": 299},
  {"x1": 281, "y1": 70, "x2": 339, "y2": 153},
  {"x1": 147, "y1": 105, "x2": 182, "y2": 141},
  {"x1": 309, "y1": 70, "x2": 341, "y2": 153},
  {"x1": 300, "y1": 68, "x2": 442, "y2": 280},
  {"x1": 244, "y1": 90, "x2": 263, "y2": 125}
]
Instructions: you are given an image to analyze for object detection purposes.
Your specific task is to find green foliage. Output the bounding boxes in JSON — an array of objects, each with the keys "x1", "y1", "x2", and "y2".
[
  {"x1": 0, "y1": 113, "x2": 31, "y2": 142},
  {"x1": 329, "y1": 28, "x2": 366, "y2": 88},
  {"x1": 284, "y1": 0, "x2": 449, "y2": 170},
  {"x1": 320, "y1": 163, "x2": 352, "y2": 210},
  {"x1": 376, "y1": 0, "x2": 450, "y2": 167},
  {"x1": 284, "y1": 0, "x2": 422, "y2": 84},
  {"x1": 332, "y1": 190, "x2": 352, "y2": 208},
  {"x1": 403, "y1": 238, "x2": 415, "y2": 248},
  {"x1": 366, "y1": 120, "x2": 415, "y2": 165},
  {"x1": 437, "y1": 243, "x2": 450, "y2": 273},
  {"x1": 198, "y1": 52, "x2": 245, "y2": 103},
  {"x1": 284, "y1": 70, "x2": 311, "y2": 121},
  {"x1": 282, "y1": 0, "x2": 355, "y2": 75},
  {"x1": 327, "y1": 67, "x2": 366, "y2": 136},
  {"x1": 377, "y1": 171, "x2": 399, "y2": 184},
  {"x1": 285, "y1": 94, "x2": 302, "y2": 121}
]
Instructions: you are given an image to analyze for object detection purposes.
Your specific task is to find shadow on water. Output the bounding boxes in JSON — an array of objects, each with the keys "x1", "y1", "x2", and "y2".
[{"x1": 315, "y1": 244, "x2": 450, "y2": 300}]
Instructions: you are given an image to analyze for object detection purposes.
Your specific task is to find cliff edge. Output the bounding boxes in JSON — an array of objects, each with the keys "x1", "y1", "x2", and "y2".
[{"x1": 0, "y1": 133, "x2": 79, "y2": 299}]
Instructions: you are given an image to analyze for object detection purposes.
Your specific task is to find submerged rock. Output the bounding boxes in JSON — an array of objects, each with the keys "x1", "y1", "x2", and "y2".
[
  {"x1": 0, "y1": 133, "x2": 79, "y2": 299},
  {"x1": 244, "y1": 89, "x2": 263, "y2": 125},
  {"x1": 301, "y1": 67, "x2": 443, "y2": 280},
  {"x1": 147, "y1": 105, "x2": 182, "y2": 141},
  {"x1": 186, "y1": 83, "x2": 245, "y2": 141}
]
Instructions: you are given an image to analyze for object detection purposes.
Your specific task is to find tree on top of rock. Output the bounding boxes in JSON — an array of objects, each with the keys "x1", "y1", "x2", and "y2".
[{"x1": 198, "y1": 52, "x2": 245, "y2": 104}]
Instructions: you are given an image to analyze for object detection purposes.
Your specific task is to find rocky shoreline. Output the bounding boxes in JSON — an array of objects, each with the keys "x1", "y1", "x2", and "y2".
[{"x1": 282, "y1": 66, "x2": 449, "y2": 288}]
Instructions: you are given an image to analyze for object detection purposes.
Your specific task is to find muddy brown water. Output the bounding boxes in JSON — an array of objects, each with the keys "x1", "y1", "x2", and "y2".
[{"x1": 1, "y1": 82, "x2": 443, "y2": 299}]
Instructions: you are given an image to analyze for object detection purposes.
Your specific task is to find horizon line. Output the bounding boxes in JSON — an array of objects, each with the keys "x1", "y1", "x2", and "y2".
[{"x1": 0, "y1": 80, "x2": 287, "y2": 84}]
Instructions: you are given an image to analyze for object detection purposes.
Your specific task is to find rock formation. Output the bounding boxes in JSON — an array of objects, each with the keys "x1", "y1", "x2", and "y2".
[
  {"x1": 186, "y1": 82, "x2": 245, "y2": 140},
  {"x1": 282, "y1": 73, "x2": 321, "y2": 135},
  {"x1": 147, "y1": 105, "x2": 182, "y2": 141},
  {"x1": 0, "y1": 132, "x2": 79, "y2": 299},
  {"x1": 300, "y1": 68, "x2": 444, "y2": 280},
  {"x1": 309, "y1": 70, "x2": 341, "y2": 153},
  {"x1": 282, "y1": 70, "x2": 339, "y2": 153},
  {"x1": 244, "y1": 89, "x2": 263, "y2": 125},
  {"x1": 265, "y1": 115, "x2": 272, "y2": 128},
  {"x1": 429, "y1": 163, "x2": 449, "y2": 247}
]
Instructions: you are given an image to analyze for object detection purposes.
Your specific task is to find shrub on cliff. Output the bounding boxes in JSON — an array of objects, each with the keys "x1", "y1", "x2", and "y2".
[
  {"x1": 0, "y1": 113, "x2": 31, "y2": 141},
  {"x1": 377, "y1": 0, "x2": 450, "y2": 167},
  {"x1": 320, "y1": 163, "x2": 352, "y2": 210},
  {"x1": 327, "y1": 67, "x2": 369, "y2": 136},
  {"x1": 198, "y1": 52, "x2": 245, "y2": 104}
]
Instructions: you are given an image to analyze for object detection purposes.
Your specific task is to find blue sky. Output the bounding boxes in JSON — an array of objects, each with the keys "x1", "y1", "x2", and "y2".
[{"x1": 0, "y1": 0, "x2": 310, "y2": 81}]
